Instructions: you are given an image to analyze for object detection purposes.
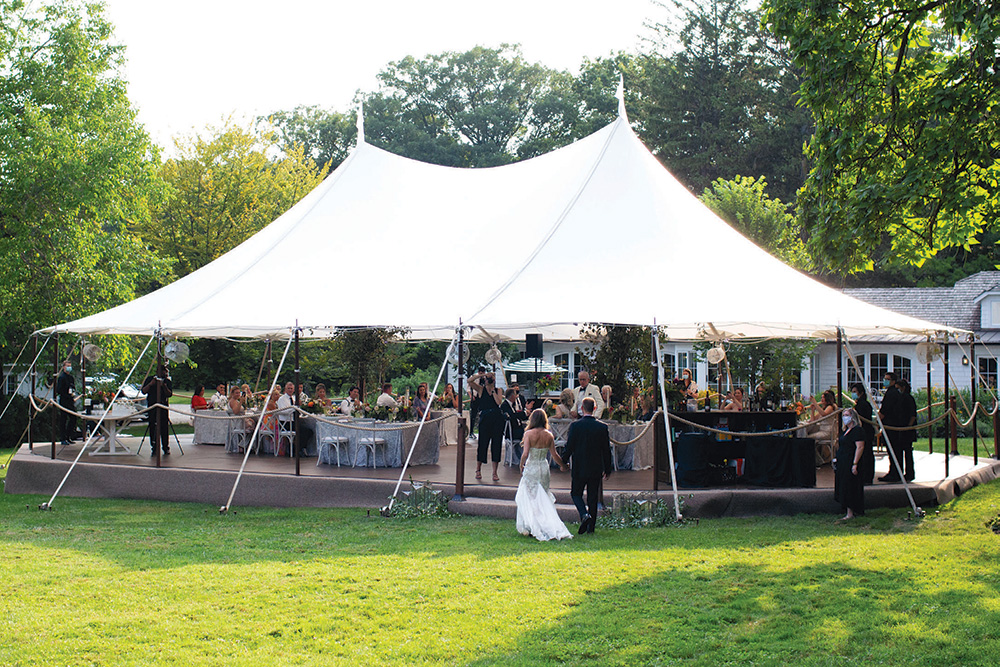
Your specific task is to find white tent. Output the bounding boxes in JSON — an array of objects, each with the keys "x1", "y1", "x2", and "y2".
[{"x1": 42, "y1": 111, "x2": 958, "y2": 341}]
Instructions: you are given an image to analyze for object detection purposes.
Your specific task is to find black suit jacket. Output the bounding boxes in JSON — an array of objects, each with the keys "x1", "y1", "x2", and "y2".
[
  {"x1": 562, "y1": 415, "x2": 613, "y2": 480},
  {"x1": 500, "y1": 400, "x2": 527, "y2": 441}
]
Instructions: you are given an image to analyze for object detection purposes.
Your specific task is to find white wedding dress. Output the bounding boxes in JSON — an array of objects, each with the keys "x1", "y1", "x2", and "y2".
[{"x1": 515, "y1": 447, "x2": 572, "y2": 541}]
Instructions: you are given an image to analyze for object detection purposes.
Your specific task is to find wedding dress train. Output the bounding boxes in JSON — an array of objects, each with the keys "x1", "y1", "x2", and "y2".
[{"x1": 515, "y1": 447, "x2": 572, "y2": 541}]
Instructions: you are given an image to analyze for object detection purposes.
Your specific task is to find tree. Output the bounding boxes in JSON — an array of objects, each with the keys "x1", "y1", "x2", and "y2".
[
  {"x1": 764, "y1": 0, "x2": 1000, "y2": 273},
  {"x1": 263, "y1": 105, "x2": 356, "y2": 173},
  {"x1": 700, "y1": 175, "x2": 812, "y2": 270},
  {"x1": 638, "y1": 0, "x2": 811, "y2": 202},
  {"x1": 364, "y1": 45, "x2": 587, "y2": 167},
  {"x1": 577, "y1": 325, "x2": 660, "y2": 408},
  {"x1": 137, "y1": 118, "x2": 326, "y2": 278},
  {"x1": 0, "y1": 0, "x2": 170, "y2": 348},
  {"x1": 695, "y1": 339, "x2": 817, "y2": 398}
]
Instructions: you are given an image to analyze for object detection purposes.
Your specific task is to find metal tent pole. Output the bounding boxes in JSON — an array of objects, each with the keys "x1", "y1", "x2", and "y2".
[
  {"x1": 51, "y1": 332, "x2": 58, "y2": 459},
  {"x1": 943, "y1": 333, "x2": 950, "y2": 477},
  {"x1": 454, "y1": 322, "x2": 466, "y2": 501},
  {"x1": 971, "y1": 335, "x2": 978, "y2": 465},
  {"x1": 926, "y1": 337, "x2": 933, "y2": 454},
  {"x1": 294, "y1": 324, "x2": 301, "y2": 476},
  {"x1": 29, "y1": 335, "x2": 36, "y2": 452}
]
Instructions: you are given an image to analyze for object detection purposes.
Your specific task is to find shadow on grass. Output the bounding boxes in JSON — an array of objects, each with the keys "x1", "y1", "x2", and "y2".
[
  {"x1": 464, "y1": 560, "x2": 1000, "y2": 666},
  {"x1": 0, "y1": 482, "x2": 923, "y2": 572}
]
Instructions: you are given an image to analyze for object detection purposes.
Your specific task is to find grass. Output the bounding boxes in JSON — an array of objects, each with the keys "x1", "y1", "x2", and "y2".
[{"x1": 2, "y1": 467, "x2": 1000, "y2": 665}]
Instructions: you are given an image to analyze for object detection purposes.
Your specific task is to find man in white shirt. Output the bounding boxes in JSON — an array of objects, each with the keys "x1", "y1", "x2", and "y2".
[
  {"x1": 340, "y1": 386, "x2": 361, "y2": 415},
  {"x1": 210, "y1": 383, "x2": 228, "y2": 409},
  {"x1": 376, "y1": 382, "x2": 399, "y2": 409},
  {"x1": 571, "y1": 371, "x2": 605, "y2": 419},
  {"x1": 277, "y1": 381, "x2": 296, "y2": 421},
  {"x1": 297, "y1": 383, "x2": 309, "y2": 403}
]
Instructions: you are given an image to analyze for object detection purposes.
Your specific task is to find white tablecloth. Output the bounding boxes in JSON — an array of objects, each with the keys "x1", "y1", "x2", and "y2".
[
  {"x1": 547, "y1": 418, "x2": 653, "y2": 470},
  {"x1": 315, "y1": 418, "x2": 443, "y2": 468},
  {"x1": 193, "y1": 412, "x2": 230, "y2": 445}
]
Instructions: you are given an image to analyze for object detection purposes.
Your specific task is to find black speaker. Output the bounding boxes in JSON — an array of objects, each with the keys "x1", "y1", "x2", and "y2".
[{"x1": 525, "y1": 333, "x2": 543, "y2": 358}]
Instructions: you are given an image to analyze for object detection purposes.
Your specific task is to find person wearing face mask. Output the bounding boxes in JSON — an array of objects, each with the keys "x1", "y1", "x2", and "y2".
[
  {"x1": 56, "y1": 360, "x2": 79, "y2": 445},
  {"x1": 849, "y1": 382, "x2": 876, "y2": 485},
  {"x1": 878, "y1": 372, "x2": 906, "y2": 482},
  {"x1": 834, "y1": 408, "x2": 866, "y2": 521},
  {"x1": 678, "y1": 368, "x2": 698, "y2": 399}
]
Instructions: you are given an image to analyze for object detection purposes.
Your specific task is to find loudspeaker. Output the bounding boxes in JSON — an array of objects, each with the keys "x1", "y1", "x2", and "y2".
[{"x1": 525, "y1": 333, "x2": 543, "y2": 358}]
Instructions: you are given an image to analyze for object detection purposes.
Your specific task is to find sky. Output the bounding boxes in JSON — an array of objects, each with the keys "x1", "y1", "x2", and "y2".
[{"x1": 102, "y1": 0, "x2": 658, "y2": 151}]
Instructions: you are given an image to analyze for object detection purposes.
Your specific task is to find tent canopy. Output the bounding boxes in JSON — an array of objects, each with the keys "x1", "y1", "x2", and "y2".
[{"x1": 43, "y1": 112, "x2": 962, "y2": 342}]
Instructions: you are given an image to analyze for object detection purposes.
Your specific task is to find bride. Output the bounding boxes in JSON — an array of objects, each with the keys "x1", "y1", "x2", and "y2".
[{"x1": 515, "y1": 409, "x2": 572, "y2": 541}]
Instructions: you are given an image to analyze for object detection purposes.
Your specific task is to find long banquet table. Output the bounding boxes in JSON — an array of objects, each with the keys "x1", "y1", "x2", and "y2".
[
  {"x1": 193, "y1": 411, "x2": 229, "y2": 445},
  {"x1": 314, "y1": 416, "x2": 444, "y2": 468},
  {"x1": 546, "y1": 418, "x2": 654, "y2": 470}
]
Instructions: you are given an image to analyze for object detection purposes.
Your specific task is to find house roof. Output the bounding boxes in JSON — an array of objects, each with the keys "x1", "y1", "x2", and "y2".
[{"x1": 845, "y1": 272, "x2": 1000, "y2": 342}]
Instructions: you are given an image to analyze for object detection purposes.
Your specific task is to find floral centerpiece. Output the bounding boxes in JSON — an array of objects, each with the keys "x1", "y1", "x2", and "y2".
[
  {"x1": 395, "y1": 405, "x2": 413, "y2": 422},
  {"x1": 535, "y1": 373, "x2": 563, "y2": 394},
  {"x1": 369, "y1": 405, "x2": 394, "y2": 422},
  {"x1": 542, "y1": 398, "x2": 555, "y2": 418},
  {"x1": 301, "y1": 398, "x2": 326, "y2": 415},
  {"x1": 607, "y1": 403, "x2": 633, "y2": 423}
]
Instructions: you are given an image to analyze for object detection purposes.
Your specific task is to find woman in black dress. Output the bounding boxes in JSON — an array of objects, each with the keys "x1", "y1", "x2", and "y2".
[
  {"x1": 835, "y1": 407, "x2": 866, "y2": 520},
  {"x1": 850, "y1": 382, "x2": 876, "y2": 485},
  {"x1": 473, "y1": 372, "x2": 504, "y2": 482}
]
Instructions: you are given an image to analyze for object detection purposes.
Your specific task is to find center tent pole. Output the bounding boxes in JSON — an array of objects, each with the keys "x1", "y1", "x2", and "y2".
[
  {"x1": 222, "y1": 334, "x2": 294, "y2": 513},
  {"x1": 294, "y1": 323, "x2": 301, "y2": 476},
  {"x1": 155, "y1": 330, "x2": 164, "y2": 469},
  {"x1": 844, "y1": 335, "x2": 922, "y2": 517},
  {"x1": 51, "y1": 332, "x2": 59, "y2": 459},
  {"x1": 453, "y1": 322, "x2": 466, "y2": 501},
  {"x1": 654, "y1": 323, "x2": 682, "y2": 521}
]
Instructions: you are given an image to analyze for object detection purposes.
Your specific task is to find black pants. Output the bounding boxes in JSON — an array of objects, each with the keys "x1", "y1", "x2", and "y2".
[
  {"x1": 476, "y1": 409, "x2": 503, "y2": 463},
  {"x1": 59, "y1": 397, "x2": 76, "y2": 443},
  {"x1": 149, "y1": 409, "x2": 170, "y2": 454},
  {"x1": 571, "y1": 475, "x2": 601, "y2": 523}
]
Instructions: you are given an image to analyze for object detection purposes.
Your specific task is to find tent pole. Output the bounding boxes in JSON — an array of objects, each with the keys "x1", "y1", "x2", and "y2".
[
  {"x1": 221, "y1": 334, "x2": 294, "y2": 513},
  {"x1": 844, "y1": 335, "x2": 922, "y2": 517},
  {"x1": 836, "y1": 328, "x2": 843, "y2": 409},
  {"x1": 29, "y1": 334, "x2": 37, "y2": 451},
  {"x1": 454, "y1": 322, "x2": 466, "y2": 501},
  {"x1": 41, "y1": 336, "x2": 154, "y2": 510},
  {"x1": 944, "y1": 332, "x2": 950, "y2": 478},
  {"x1": 651, "y1": 327, "x2": 659, "y2": 492},
  {"x1": 388, "y1": 333, "x2": 458, "y2": 510},
  {"x1": 654, "y1": 324, "x2": 682, "y2": 521},
  {"x1": 294, "y1": 323, "x2": 301, "y2": 476},
  {"x1": 155, "y1": 330, "x2": 163, "y2": 469},
  {"x1": 51, "y1": 332, "x2": 58, "y2": 459},
  {"x1": 926, "y1": 336, "x2": 933, "y2": 455},
  {"x1": 970, "y1": 334, "x2": 978, "y2": 465}
]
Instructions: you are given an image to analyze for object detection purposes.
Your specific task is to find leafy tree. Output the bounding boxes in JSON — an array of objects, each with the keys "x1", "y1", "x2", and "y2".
[
  {"x1": 764, "y1": 0, "x2": 1000, "y2": 273},
  {"x1": 137, "y1": 118, "x2": 326, "y2": 278},
  {"x1": 263, "y1": 105, "x2": 356, "y2": 173},
  {"x1": 577, "y1": 325, "x2": 660, "y2": 408},
  {"x1": 695, "y1": 338, "x2": 817, "y2": 398},
  {"x1": 700, "y1": 175, "x2": 812, "y2": 270},
  {"x1": 0, "y1": 0, "x2": 170, "y2": 349},
  {"x1": 364, "y1": 45, "x2": 587, "y2": 167},
  {"x1": 331, "y1": 327, "x2": 409, "y2": 400},
  {"x1": 638, "y1": 0, "x2": 811, "y2": 202}
]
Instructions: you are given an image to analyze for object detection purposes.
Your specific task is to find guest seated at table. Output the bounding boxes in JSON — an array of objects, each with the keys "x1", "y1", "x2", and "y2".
[
  {"x1": 413, "y1": 382, "x2": 433, "y2": 419},
  {"x1": 298, "y1": 383, "x2": 309, "y2": 403},
  {"x1": 210, "y1": 383, "x2": 228, "y2": 409},
  {"x1": 227, "y1": 386, "x2": 254, "y2": 430},
  {"x1": 314, "y1": 383, "x2": 331, "y2": 409},
  {"x1": 638, "y1": 394, "x2": 656, "y2": 421},
  {"x1": 723, "y1": 387, "x2": 745, "y2": 412},
  {"x1": 376, "y1": 382, "x2": 399, "y2": 409},
  {"x1": 555, "y1": 388, "x2": 575, "y2": 419},
  {"x1": 259, "y1": 388, "x2": 281, "y2": 452},
  {"x1": 240, "y1": 383, "x2": 256, "y2": 409},
  {"x1": 190, "y1": 384, "x2": 209, "y2": 411},
  {"x1": 600, "y1": 385, "x2": 612, "y2": 418},
  {"x1": 440, "y1": 383, "x2": 459, "y2": 410},
  {"x1": 340, "y1": 386, "x2": 361, "y2": 415},
  {"x1": 806, "y1": 389, "x2": 838, "y2": 465}
]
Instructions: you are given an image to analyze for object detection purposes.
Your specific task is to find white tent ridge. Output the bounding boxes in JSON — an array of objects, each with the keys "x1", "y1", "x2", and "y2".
[{"x1": 41, "y1": 115, "x2": 963, "y2": 341}]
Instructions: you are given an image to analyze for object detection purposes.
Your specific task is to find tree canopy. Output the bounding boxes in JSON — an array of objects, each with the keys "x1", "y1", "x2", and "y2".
[
  {"x1": 765, "y1": 0, "x2": 1000, "y2": 273},
  {"x1": 0, "y1": 0, "x2": 169, "y2": 346}
]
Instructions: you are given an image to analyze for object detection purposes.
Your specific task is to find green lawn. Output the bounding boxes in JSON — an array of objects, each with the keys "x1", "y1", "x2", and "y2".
[{"x1": 2, "y1": 463, "x2": 1000, "y2": 666}]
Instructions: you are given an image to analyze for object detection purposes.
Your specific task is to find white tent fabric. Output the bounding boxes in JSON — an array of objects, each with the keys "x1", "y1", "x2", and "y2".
[{"x1": 43, "y1": 115, "x2": 961, "y2": 341}]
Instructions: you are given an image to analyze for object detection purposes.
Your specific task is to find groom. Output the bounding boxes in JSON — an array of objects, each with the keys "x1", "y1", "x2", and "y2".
[{"x1": 562, "y1": 397, "x2": 613, "y2": 534}]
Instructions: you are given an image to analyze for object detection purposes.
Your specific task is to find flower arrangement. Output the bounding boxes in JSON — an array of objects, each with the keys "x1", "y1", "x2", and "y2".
[
  {"x1": 301, "y1": 399, "x2": 326, "y2": 415},
  {"x1": 542, "y1": 398, "x2": 555, "y2": 418},
  {"x1": 395, "y1": 405, "x2": 413, "y2": 422},
  {"x1": 535, "y1": 373, "x2": 563, "y2": 394},
  {"x1": 607, "y1": 404, "x2": 633, "y2": 423},
  {"x1": 369, "y1": 405, "x2": 394, "y2": 421}
]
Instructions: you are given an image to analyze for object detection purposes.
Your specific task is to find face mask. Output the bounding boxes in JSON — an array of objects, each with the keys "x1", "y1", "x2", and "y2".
[
  {"x1": 842, "y1": 414, "x2": 852, "y2": 425},
  {"x1": 683, "y1": 373, "x2": 690, "y2": 380},
  {"x1": 883, "y1": 379, "x2": 891, "y2": 388},
  {"x1": 851, "y1": 391, "x2": 859, "y2": 400},
  {"x1": 65, "y1": 366, "x2": 72, "y2": 373}
]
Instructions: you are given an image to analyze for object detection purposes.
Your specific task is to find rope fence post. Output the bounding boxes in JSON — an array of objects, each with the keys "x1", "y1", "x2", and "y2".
[{"x1": 950, "y1": 396, "x2": 958, "y2": 457}]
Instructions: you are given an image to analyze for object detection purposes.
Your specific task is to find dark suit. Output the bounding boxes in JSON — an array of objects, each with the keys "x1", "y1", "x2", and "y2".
[
  {"x1": 56, "y1": 369, "x2": 77, "y2": 443},
  {"x1": 141, "y1": 374, "x2": 173, "y2": 455},
  {"x1": 562, "y1": 415, "x2": 613, "y2": 527},
  {"x1": 878, "y1": 385, "x2": 906, "y2": 481}
]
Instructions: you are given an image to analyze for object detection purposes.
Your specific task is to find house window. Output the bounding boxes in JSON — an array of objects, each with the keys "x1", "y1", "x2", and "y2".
[
  {"x1": 870, "y1": 353, "x2": 888, "y2": 393},
  {"x1": 980, "y1": 358, "x2": 998, "y2": 390},
  {"x1": 554, "y1": 353, "x2": 570, "y2": 390},
  {"x1": 676, "y1": 351, "x2": 695, "y2": 383},
  {"x1": 846, "y1": 354, "x2": 864, "y2": 387},
  {"x1": 892, "y1": 355, "x2": 911, "y2": 384},
  {"x1": 810, "y1": 354, "x2": 821, "y2": 396},
  {"x1": 662, "y1": 353, "x2": 676, "y2": 380},
  {"x1": 992, "y1": 301, "x2": 1000, "y2": 328}
]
